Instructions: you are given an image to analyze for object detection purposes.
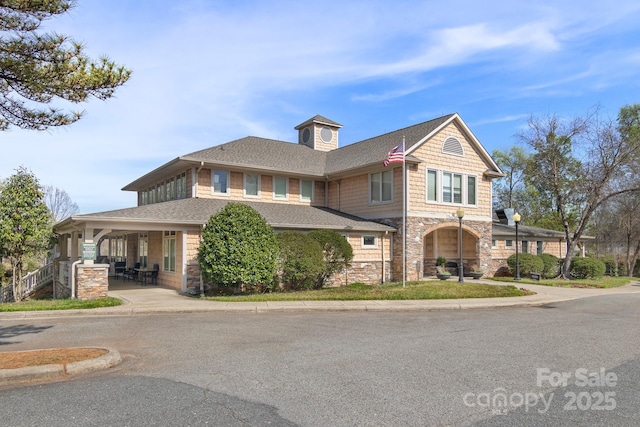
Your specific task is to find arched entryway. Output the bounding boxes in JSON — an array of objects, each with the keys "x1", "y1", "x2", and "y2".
[{"x1": 423, "y1": 224, "x2": 480, "y2": 276}]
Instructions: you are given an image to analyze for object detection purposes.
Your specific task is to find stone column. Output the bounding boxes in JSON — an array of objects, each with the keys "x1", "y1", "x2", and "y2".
[{"x1": 75, "y1": 264, "x2": 109, "y2": 300}]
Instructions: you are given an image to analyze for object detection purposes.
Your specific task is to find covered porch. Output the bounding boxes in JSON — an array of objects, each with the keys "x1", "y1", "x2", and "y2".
[
  {"x1": 423, "y1": 225, "x2": 481, "y2": 277},
  {"x1": 53, "y1": 216, "x2": 202, "y2": 297}
]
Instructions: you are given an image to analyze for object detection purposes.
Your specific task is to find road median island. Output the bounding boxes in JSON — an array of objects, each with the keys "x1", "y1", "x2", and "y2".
[{"x1": 0, "y1": 347, "x2": 121, "y2": 386}]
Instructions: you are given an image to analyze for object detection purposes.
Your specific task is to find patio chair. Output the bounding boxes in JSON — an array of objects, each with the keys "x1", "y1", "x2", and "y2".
[
  {"x1": 114, "y1": 261, "x2": 127, "y2": 279},
  {"x1": 123, "y1": 263, "x2": 140, "y2": 282},
  {"x1": 150, "y1": 264, "x2": 159, "y2": 286}
]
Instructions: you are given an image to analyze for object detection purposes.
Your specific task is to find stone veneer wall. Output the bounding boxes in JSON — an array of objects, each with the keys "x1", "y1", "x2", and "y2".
[
  {"x1": 324, "y1": 260, "x2": 393, "y2": 287},
  {"x1": 76, "y1": 264, "x2": 109, "y2": 300},
  {"x1": 384, "y1": 216, "x2": 493, "y2": 282}
]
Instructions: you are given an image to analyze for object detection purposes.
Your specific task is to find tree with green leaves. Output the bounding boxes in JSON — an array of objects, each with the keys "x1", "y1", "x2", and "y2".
[
  {"x1": 308, "y1": 229, "x2": 353, "y2": 288},
  {"x1": 518, "y1": 105, "x2": 640, "y2": 278},
  {"x1": 276, "y1": 231, "x2": 324, "y2": 291},
  {"x1": 0, "y1": 1, "x2": 131, "y2": 130},
  {"x1": 198, "y1": 203, "x2": 277, "y2": 292},
  {"x1": 0, "y1": 167, "x2": 54, "y2": 301}
]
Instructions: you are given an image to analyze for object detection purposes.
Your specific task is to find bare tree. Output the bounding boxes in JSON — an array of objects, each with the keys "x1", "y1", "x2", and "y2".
[
  {"x1": 518, "y1": 105, "x2": 640, "y2": 278},
  {"x1": 43, "y1": 185, "x2": 79, "y2": 222},
  {"x1": 492, "y1": 146, "x2": 529, "y2": 210}
]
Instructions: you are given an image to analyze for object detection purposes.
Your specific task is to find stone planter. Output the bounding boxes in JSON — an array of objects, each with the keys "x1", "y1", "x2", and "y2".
[
  {"x1": 436, "y1": 273, "x2": 451, "y2": 280},
  {"x1": 469, "y1": 272, "x2": 484, "y2": 280}
]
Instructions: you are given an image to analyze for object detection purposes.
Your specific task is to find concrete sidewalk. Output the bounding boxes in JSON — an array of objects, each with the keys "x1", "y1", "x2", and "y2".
[{"x1": 1, "y1": 279, "x2": 639, "y2": 319}]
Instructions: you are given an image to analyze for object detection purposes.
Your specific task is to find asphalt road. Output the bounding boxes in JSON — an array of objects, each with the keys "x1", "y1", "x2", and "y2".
[{"x1": 1, "y1": 294, "x2": 639, "y2": 426}]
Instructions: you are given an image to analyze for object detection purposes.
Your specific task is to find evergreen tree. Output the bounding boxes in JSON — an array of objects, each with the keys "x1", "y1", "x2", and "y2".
[
  {"x1": 0, "y1": 167, "x2": 54, "y2": 301},
  {"x1": 0, "y1": 1, "x2": 131, "y2": 130}
]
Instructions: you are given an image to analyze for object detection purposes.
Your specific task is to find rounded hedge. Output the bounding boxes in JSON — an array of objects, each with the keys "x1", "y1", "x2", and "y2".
[
  {"x1": 308, "y1": 229, "x2": 353, "y2": 289},
  {"x1": 276, "y1": 231, "x2": 324, "y2": 291},
  {"x1": 570, "y1": 257, "x2": 606, "y2": 279},
  {"x1": 506, "y1": 253, "x2": 544, "y2": 277},
  {"x1": 537, "y1": 253, "x2": 560, "y2": 279},
  {"x1": 198, "y1": 203, "x2": 278, "y2": 292}
]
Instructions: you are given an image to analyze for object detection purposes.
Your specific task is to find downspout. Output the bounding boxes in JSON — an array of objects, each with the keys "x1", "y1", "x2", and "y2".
[
  {"x1": 382, "y1": 231, "x2": 387, "y2": 283},
  {"x1": 70, "y1": 259, "x2": 82, "y2": 299}
]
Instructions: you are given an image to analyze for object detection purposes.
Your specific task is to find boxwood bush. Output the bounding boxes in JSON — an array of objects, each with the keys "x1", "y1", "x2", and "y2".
[
  {"x1": 538, "y1": 253, "x2": 560, "y2": 279},
  {"x1": 276, "y1": 231, "x2": 324, "y2": 291},
  {"x1": 570, "y1": 257, "x2": 606, "y2": 279},
  {"x1": 507, "y1": 253, "x2": 544, "y2": 277}
]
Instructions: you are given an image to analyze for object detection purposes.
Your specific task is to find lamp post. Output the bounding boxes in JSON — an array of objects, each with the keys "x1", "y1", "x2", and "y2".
[
  {"x1": 513, "y1": 212, "x2": 521, "y2": 280},
  {"x1": 457, "y1": 208, "x2": 464, "y2": 282}
]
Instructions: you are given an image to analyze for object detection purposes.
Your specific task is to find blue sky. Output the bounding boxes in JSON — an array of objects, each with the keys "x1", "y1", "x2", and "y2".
[{"x1": 2, "y1": 0, "x2": 639, "y2": 214}]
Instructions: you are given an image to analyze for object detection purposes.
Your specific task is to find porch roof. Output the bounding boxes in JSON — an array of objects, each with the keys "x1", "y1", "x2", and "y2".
[
  {"x1": 492, "y1": 222, "x2": 595, "y2": 241},
  {"x1": 54, "y1": 198, "x2": 396, "y2": 234}
]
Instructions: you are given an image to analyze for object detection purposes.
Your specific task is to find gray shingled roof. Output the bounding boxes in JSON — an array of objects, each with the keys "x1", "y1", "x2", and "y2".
[
  {"x1": 295, "y1": 114, "x2": 343, "y2": 129},
  {"x1": 181, "y1": 136, "x2": 328, "y2": 177},
  {"x1": 180, "y1": 114, "x2": 455, "y2": 177},
  {"x1": 325, "y1": 114, "x2": 454, "y2": 174},
  {"x1": 122, "y1": 113, "x2": 501, "y2": 192},
  {"x1": 77, "y1": 198, "x2": 395, "y2": 232}
]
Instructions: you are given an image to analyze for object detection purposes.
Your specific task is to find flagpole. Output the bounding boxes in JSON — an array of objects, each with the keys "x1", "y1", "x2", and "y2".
[{"x1": 402, "y1": 136, "x2": 406, "y2": 288}]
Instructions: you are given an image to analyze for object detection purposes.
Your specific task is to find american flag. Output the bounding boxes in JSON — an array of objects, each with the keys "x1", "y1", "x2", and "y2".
[{"x1": 383, "y1": 141, "x2": 404, "y2": 167}]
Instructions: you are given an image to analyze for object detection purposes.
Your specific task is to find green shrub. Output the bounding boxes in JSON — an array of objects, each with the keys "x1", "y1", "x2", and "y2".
[
  {"x1": 617, "y1": 262, "x2": 627, "y2": 276},
  {"x1": 198, "y1": 203, "x2": 278, "y2": 293},
  {"x1": 570, "y1": 257, "x2": 606, "y2": 279},
  {"x1": 308, "y1": 230, "x2": 353, "y2": 289},
  {"x1": 436, "y1": 256, "x2": 446, "y2": 266},
  {"x1": 507, "y1": 253, "x2": 544, "y2": 277},
  {"x1": 537, "y1": 253, "x2": 559, "y2": 279},
  {"x1": 276, "y1": 232, "x2": 324, "y2": 291}
]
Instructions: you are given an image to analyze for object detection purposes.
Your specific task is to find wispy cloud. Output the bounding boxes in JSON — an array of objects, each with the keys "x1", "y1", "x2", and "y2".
[{"x1": 2, "y1": 0, "x2": 639, "y2": 213}]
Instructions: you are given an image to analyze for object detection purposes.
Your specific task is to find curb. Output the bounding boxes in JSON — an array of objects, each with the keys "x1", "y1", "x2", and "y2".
[{"x1": 0, "y1": 347, "x2": 121, "y2": 387}]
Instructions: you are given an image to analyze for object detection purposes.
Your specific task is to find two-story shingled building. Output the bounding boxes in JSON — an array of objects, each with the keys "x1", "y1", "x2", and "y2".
[{"x1": 54, "y1": 113, "x2": 506, "y2": 296}]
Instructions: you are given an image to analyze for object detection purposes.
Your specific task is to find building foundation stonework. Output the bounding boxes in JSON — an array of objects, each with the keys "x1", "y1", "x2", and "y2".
[
  {"x1": 384, "y1": 216, "x2": 492, "y2": 282},
  {"x1": 76, "y1": 264, "x2": 109, "y2": 300}
]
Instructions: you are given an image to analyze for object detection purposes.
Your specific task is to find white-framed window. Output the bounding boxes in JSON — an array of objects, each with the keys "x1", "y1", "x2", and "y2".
[
  {"x1": 163, "y1": 231, "x2": 176, "y2": 272},
  {"x1": 176, "y1": 172, "x2": 186, "y2": 199},
  {"x1": 300, "y1": 179, "x2": 313, "y2": 202},
  {"x1": 370, "y1": 170, "x2": 392, "y2": 203},
  {"x1": 467, "y1": 176, "x2": 477, "y2": 205},
  {"x1": 505, "y1": 239, "x2": 513, "y2": 248},
  {"x1": 273, "y1": 176, "x2": 288, "y2": 199},
  {"x1": 212, "y1": 170, "x2": 229, "y2": 195},
  {"x1": 443, "y1": 172, "x2": 462, "y2": 203},
  {"x1": 362, "y1": 235, "x2": 378, "y2": 248},
  {"x1": 157, "y1": 184, "x2": 164, "y2": 202},
  {"x1": 521, "y1": 240, "x2": 529, "y2": 254},
  {"x1": 149, "y1": 187, "x2": 156, "y2": 204},
  {"x1": 166, "y1": 178, "x2": 175, "y2": 201},
  {"x1": 427, "y1": 169, "x2": 477, "y2": 206},
  {"x1": 109, "y1": 235, "x2": 127, "y2": 261},
  {"x1": 244, "y1": 173, "x2": 260, "y2": 198},
  {"x1": 491, "y1": 239, "x2": 497, "y2": 249},
  {"x1": 537, "y1": 241, "x2": 544, "y2": 255},
  {"x1": 427, "y1": 169, "x2": 438, "y2": 202},
  {"x1": 138, "y1": 233, "x2": 148, "y2": 268},
  {"x1": 141, "y1": 191, "x2": 148, "y2": 205}
]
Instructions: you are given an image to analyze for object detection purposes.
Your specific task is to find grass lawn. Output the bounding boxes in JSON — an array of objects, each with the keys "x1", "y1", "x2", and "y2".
[
  {"x1": 489, "y1": 276, "x2": 632, "y2": 288},
  {"x1": 0, "y1": 297, "x2": 122, "y2": 312},
  {"x1": 203, "y1": 281, "x2": 530, "y2": 302}
]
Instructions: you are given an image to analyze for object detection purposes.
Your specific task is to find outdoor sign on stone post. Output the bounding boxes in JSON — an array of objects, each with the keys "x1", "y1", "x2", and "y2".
[{"x1": 82, "y1": 243, "x2": 97, "y2": 261}]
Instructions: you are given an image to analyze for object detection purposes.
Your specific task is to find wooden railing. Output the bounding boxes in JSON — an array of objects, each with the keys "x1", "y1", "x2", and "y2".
[{"x1": 0, "y1": 262, "x2": 54, "y2": 302}]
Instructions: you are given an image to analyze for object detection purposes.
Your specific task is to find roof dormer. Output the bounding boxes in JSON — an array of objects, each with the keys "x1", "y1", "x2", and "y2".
[{"x1": 295, "y1": 115, "x2": 342, "y2": 152}]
